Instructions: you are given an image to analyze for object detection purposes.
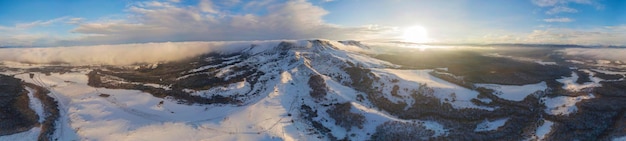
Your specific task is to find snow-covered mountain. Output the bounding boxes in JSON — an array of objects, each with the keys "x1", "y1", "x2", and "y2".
[{"x1": 1, "y1": 39, "x2": 626, "y2": 140}]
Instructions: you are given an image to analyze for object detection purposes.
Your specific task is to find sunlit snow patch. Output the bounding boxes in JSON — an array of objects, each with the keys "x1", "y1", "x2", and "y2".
[
  {"x1": 474, "y1": 118, "x2": 508, "y2": 132},
  {"x1": 557, "y1": 71, "x2": 602, "y2": 92},
  {"x1": 535, "y1": 61, "x2": 557, "y2": 65},
  {"x1": 373, "y1": 69, "x2": 492, "y2": 110},
  {"x1": 542, "y1": 94, "x2": 595, "y2": 116},
  {"x1": 0, "y1": 127, "x2": 41, "y2": 141},
  {"x1": 532, "y1": 120, "x2": 554, "y2": 140},
  {"x1": 475, "y1": 82, "x2": 547, "y2": 101}
]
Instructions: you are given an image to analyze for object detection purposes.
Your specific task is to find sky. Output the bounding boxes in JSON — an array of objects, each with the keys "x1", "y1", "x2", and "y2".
[{"x1": 0, "y1": 0, "x2": 624, "y2": 47}]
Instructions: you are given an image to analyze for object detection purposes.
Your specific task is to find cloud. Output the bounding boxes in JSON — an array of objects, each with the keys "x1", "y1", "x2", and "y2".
[
  {"x1": 0, "y1": 0, "x2": 398, "y2": 47},
  {"x1": 524, "y1": 26, "x2": 626, "y2": 45},
  {"x1": 546, "y1": 6, "x2": 578, "y2": 14},
  {"x1": 532, "y1": 0, "x2": 602, "y2": 22},
  {"x1": 0, "y1": 41, "x2": 276, "y2": 65},
  {"x1": 51, "y1": 0, "x2": 393, "y2": 46},
  {"x1": 0, "y1": 17, "x2": 71, "y2": 30},
  {"x1": 15, "y1": 17, "x2": 70, "y2": 29},
  {"x1": 66, "y1": 18, "x2": 85, "y2": 25},
  {"x1": 543, "y1": 17, "x2": 574, "y2": 22},
  {"x1": 0, "y1": 17, "x2": 79, "y2": 47},
  {"x1": 531, "y1": 0, "x2": 594, "y2": 7},
  {"x1": 199, "y1": 0, "x2": 219, "y2": 14},
  {"x1": 469, "y1": 25, "x2": 626, "y2": 45},
  {"x1": 561, "y1": 48, "x2": 626, "y2": 62}
]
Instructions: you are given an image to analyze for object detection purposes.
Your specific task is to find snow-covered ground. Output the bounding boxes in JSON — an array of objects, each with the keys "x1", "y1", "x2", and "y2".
[
  {"x1": 4, "y1": 67, "x2": 451, "y2": 141},
  {"x1": 190, "y1": 80, "x2": 251, "y2": 98},
  {"x1": 557, "y1": 70, "x2": 602, "y2": 92},
  {"x1": 0, "y1": 127, "x2": 41, "y2": 141},
  {"x1": 532, "y1": 120, "x2": 554, "y2": 140},
  {"x1": 0, "y1": 39, "x2": 441, "y2": 140},
  {"x1": 8, "y1": 40, "x2": 623, "y2": 140},
  {"x1": 476, "y1": 82, "x2": 547, "y2": 101},
  {"x1": 542, "y1": 94, "x2": 595, "y2": 116},
  {"x1": 614, "y1": 136, "x2": 626, "y2": 141},
  {"x1": 25, "y1": 87, "x2": 45, "y2": 123},
  {"x1": 373, "y1": 69, "x2": 492, "y2": 110},
  {"x1": 535, "y1": 61, "x2": 557, "y2": 66},
  {"x1": 474, "y1": 118, "x2": 508, "y2": 132},
  {"x1": 6, "y1": 70, "x2": 296, "y2": 140}
]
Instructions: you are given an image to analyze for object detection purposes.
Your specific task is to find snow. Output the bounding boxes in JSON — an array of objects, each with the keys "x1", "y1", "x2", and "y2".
[
  {"x1": 324, "y1": 75, "x2": 449, "y2": 139},
  {"x1": 7, "y1": 71, "x2": 298, "y2": 141},
  {"x1": 142, "y1": 83, "x2": 171, "y2": 90},
  {"x1": 535, "y1": 61, "x2": 557, "y2": 65},
  {"x1": 476, "y1": 82, "x2": 547, "y2": 101},
  {"x1": 557, "y1": 71, "x2": 602, "y2": 92},
  {"x1": 614, "y1": 136, "x2": 626, "y2": 141},
  {"x1": 373, "y1": 69, "x2": 491, "y2": 110},
  {"x1": 350, "y1": 102, "x2": 449, "y2": 137},
  {"x1": 542, "y1": 94, "x2": 595, "y2": 116},
  {"x1": 25, "y1": 87, "x2": 45, "y2": 123},
  {"x1": 533, "y1": 120, "x2": 554, "y2": 140},
  {"x1": 327, "y1": 40, "x2": 374, "y2": 54},
  {"x1": 0, "y1": 40, "x2": 471, "y2": 140},
  {"x1": 474, "y1": 118, "x2": 508, "y2": 132},
  {"x1": 567, "y1": 60, "x2": 585, "y2": 64},
  {"x1": 598, "y1": 60, "x2": 612, "y2": 64},
  {"x1": 592, "y1": 69, "x2": 626, "y2": 75},
  {"x1": 0, "y1": 127, "x2": 41, "y2": 141}
]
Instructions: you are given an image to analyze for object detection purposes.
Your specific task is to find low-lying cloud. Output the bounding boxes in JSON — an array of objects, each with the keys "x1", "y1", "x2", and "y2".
[
  {"x1": 560, "y1": 48, "x2": 626, "y2": 61},
  {"x1": 0, "y1": 41, "x2": 260, "y2": 66}
]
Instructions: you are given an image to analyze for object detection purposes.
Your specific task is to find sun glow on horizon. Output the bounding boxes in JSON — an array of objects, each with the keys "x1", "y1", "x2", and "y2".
[{"x1": 402, "y1": 26, "x2": 430, "y2": 43}]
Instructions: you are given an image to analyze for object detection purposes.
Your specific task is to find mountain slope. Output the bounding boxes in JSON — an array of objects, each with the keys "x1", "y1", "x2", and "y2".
[{"x1": 1, "y1": 39, "x2": 626, "y2": 140}]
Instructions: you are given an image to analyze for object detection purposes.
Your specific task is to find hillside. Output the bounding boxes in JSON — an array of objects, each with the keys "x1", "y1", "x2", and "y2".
[{"x1": 1, "y1": 40, "x2": 626, "y2": 140}]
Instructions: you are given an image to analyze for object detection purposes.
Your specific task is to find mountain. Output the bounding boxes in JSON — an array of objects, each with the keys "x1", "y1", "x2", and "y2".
[{"x1": 1, "y1": 39, "x2": 626, "y2": 140}]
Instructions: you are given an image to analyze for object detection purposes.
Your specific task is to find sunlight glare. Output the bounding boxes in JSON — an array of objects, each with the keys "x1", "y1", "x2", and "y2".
[{"x1": 402, "y1": 26, "x2": 430, "y2": 43}]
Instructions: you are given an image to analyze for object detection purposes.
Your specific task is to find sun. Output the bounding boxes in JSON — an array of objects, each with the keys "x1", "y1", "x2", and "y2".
[{"x1": 402, "y1": 26, "x2": 430, "y2": 43}]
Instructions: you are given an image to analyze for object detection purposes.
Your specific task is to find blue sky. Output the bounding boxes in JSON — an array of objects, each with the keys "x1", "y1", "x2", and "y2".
[{"x1": 0, "y1": 0, "x2": 624, "y2": 46}]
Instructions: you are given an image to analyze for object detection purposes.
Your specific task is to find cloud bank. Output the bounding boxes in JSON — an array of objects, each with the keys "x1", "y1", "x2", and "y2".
[
  {"x1": 471, "y1": 25, "x2": 626, "y2": 45},
  {"x1": 0, "y1": 41, "x2": 259, "y2": 66},
  {"x1": 0, "y1": 39, "x2": 374, "y2": 66},
  {"x1": 561, "y1": 48, "x2": 626, "y2": 62}
]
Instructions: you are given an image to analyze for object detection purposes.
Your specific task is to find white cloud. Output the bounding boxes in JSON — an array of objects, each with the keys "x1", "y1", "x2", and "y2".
[
  {"x1": 66, "y1": 18, "x2": 85, "y2": 24},
  {"x1": 6, "y1": 17, "x2": 70, "y2": 29},
  {"x1": 543, "y1": 17, "x2": 574, "y2": 22},
  {"x1": 470, "y1": 25, "x2": 626, "y2": 45},
  {"x1": 561, "y1": 48, "x2": 626, "y2": 62},
  {"x1": 532, "y1": 0, "x2": 561, "y2": 7},
  {"x1": 0, "y1": 17, "x2": 78, "y2": 47},
  {"x1": 532, "y1": 0, "x2": 602, "y2": 22},
  {"x1": 199, "y1": 0, "x2": 219, "y2": 14},
  {"x1": 546, "y1": 6, "x2": 578, "y2": 14},
  {"x1": 531, "y1": 0, "x2": 594, "y2": 7},
  {"x1": 56, "y1": 0, "x2": 393, "y2": 46},
  {"x1": 0, "y1": 41, "x2": 268, "y2": 65}
]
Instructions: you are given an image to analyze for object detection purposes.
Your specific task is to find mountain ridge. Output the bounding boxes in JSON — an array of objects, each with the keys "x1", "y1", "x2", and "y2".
[{"x1": 1, "y1": 39, "x2": 626, "y2": 140}]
